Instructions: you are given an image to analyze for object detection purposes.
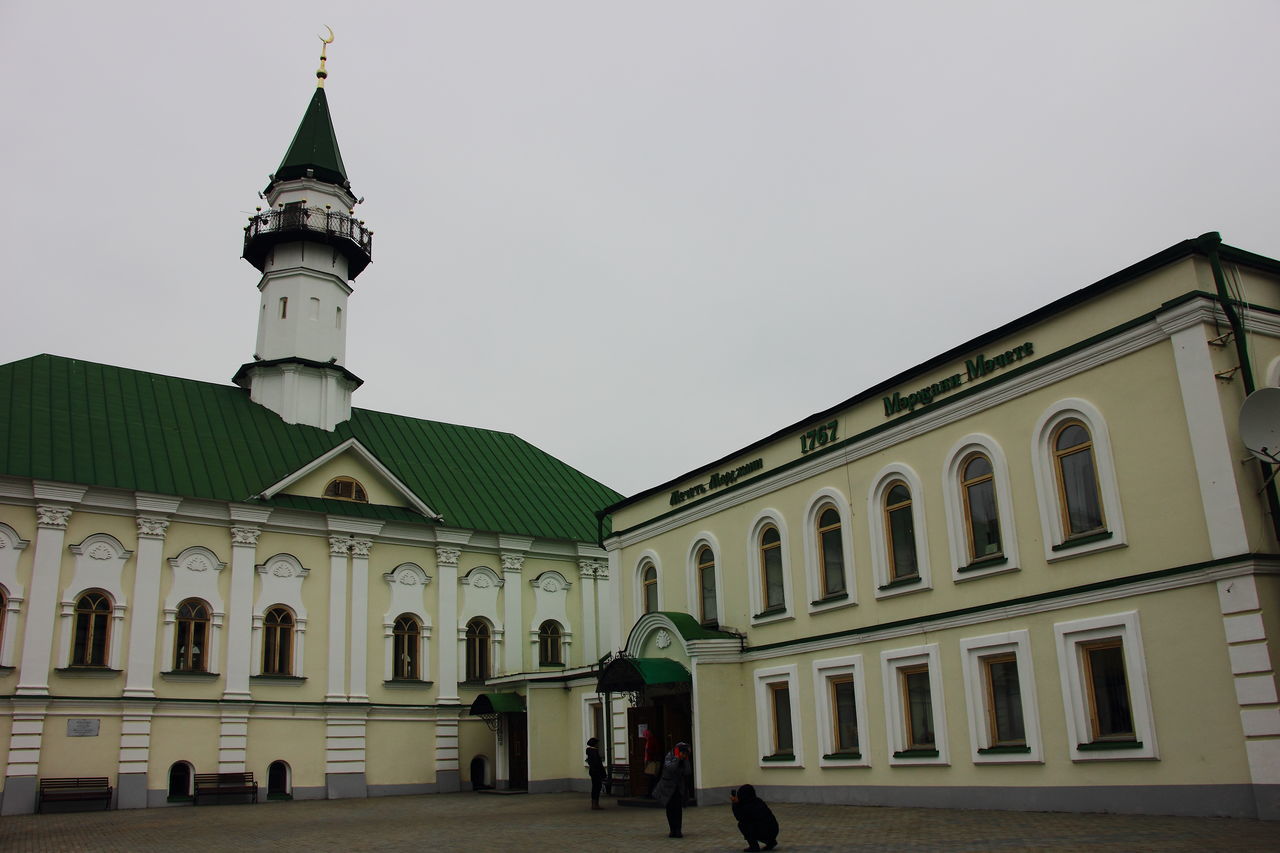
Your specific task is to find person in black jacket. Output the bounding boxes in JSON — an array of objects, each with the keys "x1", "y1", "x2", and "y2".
[
  {"x1": 650, "y1": 742, "x2": 693, "y2": 837},
  {"x1": 730, "y1": 784, "x2": 779, "y2": 851},
  {"x1": 586, "y1": 737, "x2": 607, "y2": 810}
]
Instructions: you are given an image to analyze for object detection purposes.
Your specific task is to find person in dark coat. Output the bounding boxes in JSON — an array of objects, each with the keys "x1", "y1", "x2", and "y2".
[
  {"x1": 586, "y1": 737, "x2": 607, "y2": 810},
  {"x1": 731, "y1": 784, "x2": 779, "y2": 851},
  {"x1": 649, "y1": 742, "x2": 693, "y2": 837}
]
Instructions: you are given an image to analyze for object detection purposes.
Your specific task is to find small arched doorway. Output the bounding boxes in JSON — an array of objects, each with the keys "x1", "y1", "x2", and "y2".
[
  {"x1": 470, "y1": 754, "x2": 492, "y2": 790},
  {"x1": 267, "y1": 760, "x2": 292, "y2": 800},
  {"x1": 167, "y1": 761, "x2": 193, "y2": 802}
]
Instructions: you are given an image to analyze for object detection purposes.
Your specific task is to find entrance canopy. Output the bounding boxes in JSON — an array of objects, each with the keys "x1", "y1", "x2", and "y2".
[
  {"x1": 596, "y1": 655, "x2": 691, "y2": 693},
  {"x1": 468, "y1": 693, "x2": 526, "y2": 715}
]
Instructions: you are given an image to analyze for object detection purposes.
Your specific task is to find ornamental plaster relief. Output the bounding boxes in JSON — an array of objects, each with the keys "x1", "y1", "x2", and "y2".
[
  {"x1": 163, "y1": 546, "x2": 228, "y2": 676},
  {"x1": 254, "y1": 554, "x2": 310, "y2": 617},
  {"x1": 528, "y1": 571, "x2": 573, "y2": 657},
  {"x1": 0, "y1": 522, "x2": 29, "y2": 668},
  {"x1": 382, "y1": 562, "x2": 433, "y2": 682},
  {"x1": 59, "y1": 533, "x2": 132, "y2": 670},
  {"x1": 460, "y1": 566, "x2": 503, "y2": 636}
]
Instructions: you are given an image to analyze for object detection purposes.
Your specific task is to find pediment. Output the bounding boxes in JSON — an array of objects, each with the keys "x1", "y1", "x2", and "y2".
[{"x1": 259, "y1": 438, "x2": 441, "y2": 519}]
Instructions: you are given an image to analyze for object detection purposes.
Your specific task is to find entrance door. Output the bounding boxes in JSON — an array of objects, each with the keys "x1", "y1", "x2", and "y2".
[
  {"x1": 506, "y1": 713, "x2": 528, "y2": 790},
  {"x1": 627, "y1": 706, "x2": 660, "y2": 796}
]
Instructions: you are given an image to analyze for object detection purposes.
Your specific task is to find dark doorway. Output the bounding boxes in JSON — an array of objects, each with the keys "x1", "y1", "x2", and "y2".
[
  {"x1": 507, "y1": 712, "x2": 528, "y2": 790},
  {"x1": 470, "y1": 755, "x2": 491, "y2": 790},
  {"x1": 626, "y1": 691, "x2": 693, "y2": 798}
]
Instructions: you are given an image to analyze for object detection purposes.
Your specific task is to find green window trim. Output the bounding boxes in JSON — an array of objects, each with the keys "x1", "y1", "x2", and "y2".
[
  {"x1": 976, "y1": 745, "x2": 1031, "y2": 755},
  {"x1": 822, "y1": 751, "x2": 862, "y2": 761},
  {"x1": 957, "y1": 556, "x2": 1009, "y2": 573},
  {"x1": 754, "y1": 605, "x2": 788, "y2": 619},
  {"x1": 250, "y1": 674, "x2": 307, "y2": 683},
  {"x1": 1051, "y1": 530, "x2": 1113, "y2": 552},
  {"x1": 877, "y1": 574, "x2": 921, "y2": 591},
  {"x1": 761, "y1": 753, "x2": 796, "y2": 762},
  {"x1": 1076, "y1": 739, "x2": 1143, "y2": 752},
  {"x1": 811, "y1": 591, "x2": 849, "y2": 606},
  {"x1": 892, "y1": 748, "x2": 940, "y2": 759}
]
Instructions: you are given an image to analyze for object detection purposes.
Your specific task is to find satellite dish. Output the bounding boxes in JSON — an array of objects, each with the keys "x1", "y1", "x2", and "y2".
[{"x1": 1239, "y1": 387, "x2": 1280, "y2": 463}]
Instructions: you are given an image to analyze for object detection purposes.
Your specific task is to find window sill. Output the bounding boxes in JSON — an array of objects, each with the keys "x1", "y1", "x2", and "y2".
[
  {"x1": 754, "y1": 605, "x2": 788, "y2": 618},
  {"x1": 160, "y1": 671, "x2": 220, "y2": 682},
  {"x1": 761, "y1": 753, "x2": 796, "y2": 763},
  {"x1": 383, "y1": 679, "x2": 434, "y2": 689},
  {"x1": 892, "y1": 749, "x2": 939, "y2": 759},
  {"x1": 977, "y1": 745, "x2": 1031, "y2": 755},
  {"x1": 538, "y1": 663, "x2": 566, "y2": 669},
  {"x1": 811, "y1": 591, "x2": 848, "y2": 606},
  {"x1": 54, "y1": 667, "x2": 121, "y2": 678},
  {"x1": 1051, "y1": 530, "x2": 1112, "y2": 552},
  {"x1": 822, "y1": 751, "x2": 862, "y2": 761},
  {"x1": 0, "y1": 665, "x2": 13, "y2": 674},
  {"x1": 957, "y1": 556, "x2": 1008, "y2": 573},
  {"x1": 751, "y1": 608, "x2": 793, "y2": 626},
  {"x1": 877, "y1": 575, "x2": 922, "y2": 591},
  {"x1": 1076, "y1": 739, "x2": 1142, "y2": 752},
  {"x1": 250, "y1": 674, "x2": 306, "y2": 684}
]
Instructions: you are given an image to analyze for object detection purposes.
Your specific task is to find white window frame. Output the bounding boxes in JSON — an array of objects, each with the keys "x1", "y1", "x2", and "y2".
[
  {"x1": 867, "y1": 464, "x2": 931, "y2": 598},
  {"x1": 1053, "y1": 611, "x2": 1158, "y2": 761},
  {"x1": 686, "y1": 533, "x2": 724, "y2": 627},
  {"x1": 581, "y1": 693, "x2": 606, "y2": 768},
  {"x1": 812, "y1": 654, "x2": 870, "y2": 767},
  {"x1": 382, "y1": 562, "x2": 433, "y2": 683},
  {"x1": 1031, "y1": 399, "x2": 1126, "y2": 562},
  {"x1": 747, "y1": 510, "x2": 793, "y2": 624},
  {"x1": 958, "y1": 630, "x2": 1042, "y2": 764},
  {"x1": 753, "y1": 664, "x2": 802, "y2": 767},
  {"x1": 881, "y1": 643, "x2": 948, "y2": 765},
  {"x1": 635, "y1": 550, "x2": 661, "y2": 620},
  {"x1": 942, "y1": 435, "x2": 1020, "y2": 581},
  {"x1": 802, "y1": 488, "x2": 856, "y2": 613}
]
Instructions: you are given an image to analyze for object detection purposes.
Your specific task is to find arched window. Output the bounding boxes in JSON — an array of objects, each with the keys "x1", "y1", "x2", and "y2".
[
  {"x1": 262, "y1": 606, "x2": 294, "y2": 675},
  {"x1": 960, "y1": 453, "x2": 1003, "y2": 561},
  {"x1": 884, "y1": 482, "x2": 918, "y2": 581},
  {"x1": 72, "y1": 591, "x2": 112, "y2": 667},
  {"x1": 641, "y1": 563, "x2": 658, "y2": 614},
  {"x1": 465, "y1": 618, "x2": 491, "y2": 682},
  {"x1": 324, "y1": 476, "x2": 368, "y2": 503},
  {"x1": 167, "y1": 761, "x2": 193, "y2": 801},
  {"x1": 538, "y1": 620, "x2": 563, "y2": 666},
  {"x1": 760, "y1": 525, "x2": 785, "y2": 611},
  {"x1": 268, "y1": 760, "x2": 291, "y2": 800},
  {"x1": 174, "y1": 599, "x2": 210, "y2": 672},
  {"x1": 393, "y1": 614, "x2": 421, "y2": 680},
  {"x1": 816, "y1": 506, "x2": 847, "y2": 597},
  {"x1": 1052, "y1": 421, "x2": 1105, "y2": 538},
  {"x1": 696, "y1": 546, "x2": 717, "y2": 625}
]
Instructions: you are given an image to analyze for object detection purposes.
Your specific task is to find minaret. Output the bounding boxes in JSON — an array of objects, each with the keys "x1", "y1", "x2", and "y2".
[{"x1": 233, "y1": 30, "x2": 373, "y2": 430}]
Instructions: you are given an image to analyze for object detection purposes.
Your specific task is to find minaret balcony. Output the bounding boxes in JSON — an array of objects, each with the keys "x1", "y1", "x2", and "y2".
[{"x1": 243, "y1": 205, "x2": 373, "y2": 280}]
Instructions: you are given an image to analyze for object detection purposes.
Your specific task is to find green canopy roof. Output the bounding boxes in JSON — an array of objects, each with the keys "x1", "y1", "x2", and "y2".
[
  {"x1": 274, "y1": 87, "x2": 349, "y2": 188},
  {"x1": 0, "y1": 355, "x2": 621, "y2": 543},
  {"x1": 469, "y1": 693, "x2": 526, "y2": 715},
  {"x1": 596, "y1": 656, "x2": 691, "y2": 692}
]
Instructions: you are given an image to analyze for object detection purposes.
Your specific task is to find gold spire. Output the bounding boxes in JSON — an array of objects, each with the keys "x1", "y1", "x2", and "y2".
[{"x1": 317, "y1": 26, "x2": 335, "y2": 87}]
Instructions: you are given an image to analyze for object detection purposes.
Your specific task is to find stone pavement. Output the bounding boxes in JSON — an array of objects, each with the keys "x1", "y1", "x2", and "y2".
[{"x1": 0, "y1": 792, "x2": 1275, "y2": 852}]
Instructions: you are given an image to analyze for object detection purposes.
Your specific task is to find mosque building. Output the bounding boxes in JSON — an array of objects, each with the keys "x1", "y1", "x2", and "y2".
[{"x1": 2, "y1": 41, "x2": 1279, "y2": 821}]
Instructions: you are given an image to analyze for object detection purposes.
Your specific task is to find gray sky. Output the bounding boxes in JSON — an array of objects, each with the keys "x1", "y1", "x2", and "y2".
[{"x1": 3, "y1": 1, "x2": 1278, "y2": 497}]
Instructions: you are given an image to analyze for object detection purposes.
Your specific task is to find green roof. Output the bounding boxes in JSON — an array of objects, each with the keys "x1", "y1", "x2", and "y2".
[
  {"x1": 468, "y1": 693, "x2": 526, "y2": 715},
  {"x1": 0, "y1": 355, "x2": 621, "y2": 543},
  {"x1": 654, "y1": 611, "x2": 739, "y2": 641},
  {"x1": 596, "y1": 656, "x2": 691, "y2": 692},
  {"x1": 274, "y1": 87, "x2": 349, "y2": 188}
]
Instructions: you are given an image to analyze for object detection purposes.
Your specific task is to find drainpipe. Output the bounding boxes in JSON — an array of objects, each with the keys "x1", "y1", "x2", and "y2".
[{"x1": 1197, "y1": 231, "x2": 1280, "y2": 546}]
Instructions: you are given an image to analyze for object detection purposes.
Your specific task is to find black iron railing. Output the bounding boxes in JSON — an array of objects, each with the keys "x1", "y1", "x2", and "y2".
[{"x1": 243, "y1": 206, "x2": 373, "y2": 260}]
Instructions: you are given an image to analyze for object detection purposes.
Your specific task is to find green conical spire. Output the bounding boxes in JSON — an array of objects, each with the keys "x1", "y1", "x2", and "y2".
[{"x1": 273, "y1": 87, "x2": 349, "y2": 188}]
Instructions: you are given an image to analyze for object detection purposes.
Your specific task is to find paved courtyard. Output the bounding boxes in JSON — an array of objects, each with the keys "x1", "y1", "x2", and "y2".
[{"x1": 0, "y1": 792, "x2": 1275, "y2": 852}]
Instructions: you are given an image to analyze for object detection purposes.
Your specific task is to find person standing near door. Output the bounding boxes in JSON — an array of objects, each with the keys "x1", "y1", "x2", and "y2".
[
  {"x1": 586, "y1": 737, "x2": 607, "y2": 810},
  {"x1": 651, "y1": 742, "x2": 693, "y2": 838}
]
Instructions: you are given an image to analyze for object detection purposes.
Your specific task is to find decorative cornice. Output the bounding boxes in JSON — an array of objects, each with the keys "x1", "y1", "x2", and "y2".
[
  {"x1": 230, "y1": 526, "x2": 262, "y2": 547},
  {"x1": 435, "y1": 546, "x2": 461, "y2": 567},
  {"x1": 35, "y1": 504, "x2": 72, "y2": 530},
  {"x1": 136, "y1": 516, "x2": 170, "y2": 539}
]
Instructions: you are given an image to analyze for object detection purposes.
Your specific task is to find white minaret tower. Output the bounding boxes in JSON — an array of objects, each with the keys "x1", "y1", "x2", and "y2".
[{"x1": 233, "y1": 32, "x2": 373, "y2": 430}]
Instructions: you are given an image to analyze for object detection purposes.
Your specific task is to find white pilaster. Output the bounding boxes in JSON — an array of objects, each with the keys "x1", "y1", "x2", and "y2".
[
  {"x1": 349, "y1": 538, "x2": 371, "y2": 700},
  {"x1": 17, "y1": 497, "x2": 80, "y2": 695},
  {"x1": 577, "y1": 558, "x2": 607, "y2": 664},
  {"x1": 435, "y1": 545, "x2": 461, "y2": 703},
  {"x1": 1162, "y1": 313, "x2": 1250, "y2": 557},
  {"x1": 124, "y1": 508, "x2": 176, "y2": 698},
  {"x1": 501, "y1": 553, "x2": 524, "y2": 674},
  {"x1": 327, "y1": 535, "x2": 351, "y2": 702},
  {"x1": 224, "y1": 511, "x2": 268, "y2": 700},
  {"x1": 218, "y1": 709, "x2": 250, "y2": 773}
]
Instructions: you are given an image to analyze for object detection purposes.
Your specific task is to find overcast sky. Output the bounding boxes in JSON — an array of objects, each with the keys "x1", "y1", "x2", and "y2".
[{"x1": 2, "y1": 1, "x2": 1278, "y2": 497}]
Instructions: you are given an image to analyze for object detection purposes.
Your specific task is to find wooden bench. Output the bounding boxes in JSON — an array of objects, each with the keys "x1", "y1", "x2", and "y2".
[
  {"x1": 37, "y1": 777, "x2": 113, "y2": 812},
  {"x1": 607, "y1": 763, "x2": 630, "y2": 797},
  {"x1": 193, "y1": 772, "x2": 258, "y2": 805}
]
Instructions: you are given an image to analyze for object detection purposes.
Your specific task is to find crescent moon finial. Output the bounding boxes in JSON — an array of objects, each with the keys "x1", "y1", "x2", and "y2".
[{"x1": 316, "y1": 26, "x2": 334, "y2": 87}]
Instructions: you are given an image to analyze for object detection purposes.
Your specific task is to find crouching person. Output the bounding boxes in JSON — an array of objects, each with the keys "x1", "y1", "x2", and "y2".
[{"x1": 730, "y1": 784, "x2": 779, "y2": 851}]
